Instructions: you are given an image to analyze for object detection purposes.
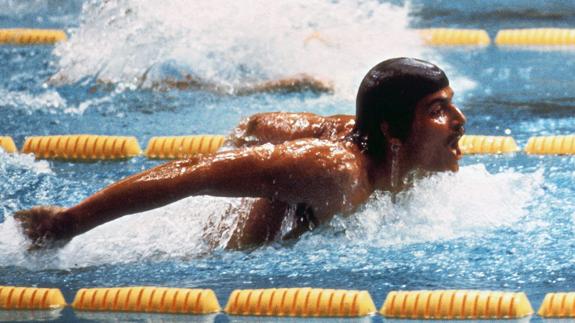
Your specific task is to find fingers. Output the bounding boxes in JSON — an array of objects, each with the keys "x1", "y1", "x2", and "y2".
[
  {"x1": 12, "y1": 206, "x2": 67, "y2": 250},
  {"x1": 13, "y1": 209, "x2": 36, "y2": 237}
]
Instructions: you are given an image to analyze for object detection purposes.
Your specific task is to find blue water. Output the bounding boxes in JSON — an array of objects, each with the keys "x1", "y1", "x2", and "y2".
[{"x1": 1, "y1": 1, "x2": 575, "y2": 322}]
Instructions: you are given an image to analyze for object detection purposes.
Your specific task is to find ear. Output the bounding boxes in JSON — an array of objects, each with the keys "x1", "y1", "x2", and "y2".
[{"x1": 380, "y1": 122, "x2": 402, "y2": 148}]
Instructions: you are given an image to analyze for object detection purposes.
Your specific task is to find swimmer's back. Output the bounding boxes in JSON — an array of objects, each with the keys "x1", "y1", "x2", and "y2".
[{"x1": 229, "y1": 112, "x2": 355, "y2": 147}]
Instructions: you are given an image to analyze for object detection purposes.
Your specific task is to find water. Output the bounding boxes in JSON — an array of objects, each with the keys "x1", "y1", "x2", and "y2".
[{"x1": 1, "y1": 0, "x2": 575, "y2": 321}]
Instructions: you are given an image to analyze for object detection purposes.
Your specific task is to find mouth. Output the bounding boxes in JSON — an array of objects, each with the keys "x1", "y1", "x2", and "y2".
[{"x1": 448, "y1": 133, "x2": 463, "y2": 159}]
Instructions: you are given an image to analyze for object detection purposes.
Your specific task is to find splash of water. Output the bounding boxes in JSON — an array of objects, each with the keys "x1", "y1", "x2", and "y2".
[
  {"x1": 0, "y1": 88, "x2": 67, "y2": 111},
  {"x1": 0, "y1": 151, "x2": 52, "y2": 176},
  {"x1": 0, "y1": 164, "x2": 542, "y2": 269},
  {"x1": 51, "y1": 0, "x2": 439, "y2": 99},
  {"x1": 323, "y1": 164, "x2": 544, "y2": 247}
]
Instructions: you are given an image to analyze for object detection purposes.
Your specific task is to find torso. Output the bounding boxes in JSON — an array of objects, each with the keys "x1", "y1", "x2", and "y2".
[{"x1": 223, "y1": 112, "x2": 372, "y2": 249}]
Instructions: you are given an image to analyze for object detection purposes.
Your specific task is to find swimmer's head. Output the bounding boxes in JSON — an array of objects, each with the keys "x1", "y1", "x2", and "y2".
[{"x1": 354, "y1": 57, "x2": 449, "y2": 156}]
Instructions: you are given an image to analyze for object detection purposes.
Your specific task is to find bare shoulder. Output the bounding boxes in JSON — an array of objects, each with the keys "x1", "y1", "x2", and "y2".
[
  {"x1": 278, "y1": 139, "x2": 359, "y2": 167},
  {"x1": 235, "y1": 112, "x2": 324, "y2": 133},
  {"x1": 229, "y1": 112, "x2": 356, "y2": 147},
  {"x1": 269, "y1": 139, "x2": 370, "y2": 199},
  {"x1": 217, "y1": 138, "x2": 360, "y2": 167}
]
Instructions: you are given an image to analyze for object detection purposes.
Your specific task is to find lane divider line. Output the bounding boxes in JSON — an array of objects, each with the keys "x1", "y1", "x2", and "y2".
[
  {"x1": 525, "y1": 135, "x2": 575, "y2": 155},
  {"x1": 496, "y1": 28, "x2": 575, "y2": 46},
  {"x1": 0, "y1": 286, "x2": 66, "y2": 310},
  {"x1": 224, "y1": 288, "x2": 376, "y2": 317},
  {"x1": 0, "y1": 29, "x2": 67, "y2": 45},
  {"x1": 380, "y1": 290, "x2": 533, "y2": 319},
  {"x1": 459, "y1": 135, "x2": 519, "y2": 154},
  {"x1": 2, "y1": 134, "x2": 575, "y2": 160},
  {"x1": 418, "y1": 28, "x2": 491, "y2": 46},
  {"x1": 20, "y1": 135, "x2": 141, "y2": 160},
  {"x1": 72, "y1": 287, "x2": 220, "y2": 314},
  {"x1": 0, "y1": 136, "x2": 17, "y2": 153},
  {"x1": 145, "y1": 135, "x2": 225, "y2": 159}
]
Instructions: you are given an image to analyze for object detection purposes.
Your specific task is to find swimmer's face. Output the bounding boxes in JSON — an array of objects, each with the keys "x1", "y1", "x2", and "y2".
[{"x1": 403, "y1": 86, "x2": 466, "y2": 172}]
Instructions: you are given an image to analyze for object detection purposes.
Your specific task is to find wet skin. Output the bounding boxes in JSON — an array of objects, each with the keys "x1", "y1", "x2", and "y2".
[
  {"x1": 402, "y1": 86, "x2": 466, "y2": 174},
  {"x1": 15, "y1": 86, "x2": 465, "y2": 249},
  {"x1": 228, "y1": 112, "x2": 355, "y2": 146}
]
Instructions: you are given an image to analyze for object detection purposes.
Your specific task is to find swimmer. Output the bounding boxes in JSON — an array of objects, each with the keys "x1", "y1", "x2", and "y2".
[
  {"x1": 149, "y1": 73, "x2": 333, "y2": 95},
  {"x1": 15, "y1": 57, "x2": 466, "y2": 249},
  {"x1": 51, "y1": 70, "x2": 333, "y2": 95}
]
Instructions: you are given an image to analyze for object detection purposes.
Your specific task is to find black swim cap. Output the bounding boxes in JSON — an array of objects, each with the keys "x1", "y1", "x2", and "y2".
[{"x1": 355, "y1": 57, "x2": 449, "y2": 155}]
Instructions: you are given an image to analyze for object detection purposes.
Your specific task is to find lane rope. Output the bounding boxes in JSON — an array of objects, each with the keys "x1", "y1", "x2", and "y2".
[
  {"x1": 459, "y1": 135, "x2": 519, "y2": 154},
  {"x1": 3, "y1": 134, "x2": 575, "y2": 160},
  {"x1": 224, "y1": 288, "x2": 376, "y2": 317},
  {"x1": 145, "y1": 135, "x2": 225, "y2": 159},
  {"x1": 20, "y1": 135, "x2": 141, "y2": 160},
  {"x1": 72, "y1": 287, "x2": 220, "y2": 314},
  {"x1": 418, "y1": 28, "x2": 490, "y2": 46},
  {"x1": 380, "y1": 290, "x2": 534, "y2": 319},
  {"x1": 496, "y1": 28, "x2": 575, "y2": 46},
  {"x1": 0, "y1": 29, "x2": 67, "y2": 45},
  {"x1": 525, "y1": 135, "x2": 575, "y2": 155}
]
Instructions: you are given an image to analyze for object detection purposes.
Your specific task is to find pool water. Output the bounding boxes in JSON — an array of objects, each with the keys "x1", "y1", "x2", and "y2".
[{"x1": 1, "y1": 0, "x2": 575, "y2": 321}]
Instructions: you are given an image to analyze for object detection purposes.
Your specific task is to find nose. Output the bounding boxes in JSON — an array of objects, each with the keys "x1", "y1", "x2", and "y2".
[{"x1": 450, "y1": 104, "x2": 466, "y2": 132}]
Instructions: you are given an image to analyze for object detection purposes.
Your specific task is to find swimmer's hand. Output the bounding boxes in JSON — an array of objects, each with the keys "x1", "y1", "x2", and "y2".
[{"x1": 14, "y1": 206, "x2": 74, "y2": 250}]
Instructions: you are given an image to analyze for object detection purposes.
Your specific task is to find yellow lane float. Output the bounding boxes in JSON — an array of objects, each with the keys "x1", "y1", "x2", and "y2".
[
  {"x1": 418, "y1": 28, "x2": 490, "y2": 46},
  {"x1": 538, "y1": 292, "x2": 575, "y2": 318},
  {"x1": 525, "y1": 135, "x2": 575, "y2": 155},
  {"x1": 380, "y1": 290, "x2": 533, "y2": 319},
  {"x1": 72, "y1": 287, "x2": 220, "y2": 314},
  {"x1": 496, "y1": 28, "x2": 575, "y2": 46},
  {"x1": 224, "y1": 288, "x2": 376, "y2": 317},
  {"x1": 21, "y1": 135, "x2": 141, "y2": 160},
  {"x1": 145, "y1": 135, "x2": 225, "y2": 159},
  {"x1": 459, "y1": 135, "x2": 519, "y2": 154},
  {"x1": 0, "y1": 286, "x2": 66, "y2": 310},
  {"x1": 0, "y1": 29, "x2": 67, "y2": 45},
  {"x1": 0, "y1": 136, "x2": 17, "y2": 153}
]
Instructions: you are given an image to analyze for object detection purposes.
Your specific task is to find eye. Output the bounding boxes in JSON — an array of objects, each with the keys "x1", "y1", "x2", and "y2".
[{"x1": 429, "y1": 104, "x2": 444, "y2": 117}]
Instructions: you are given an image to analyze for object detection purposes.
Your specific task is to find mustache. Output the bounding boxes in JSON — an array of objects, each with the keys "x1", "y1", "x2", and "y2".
[{"x1": 449, "y1": 126, "x2": 465, "y2": 145}]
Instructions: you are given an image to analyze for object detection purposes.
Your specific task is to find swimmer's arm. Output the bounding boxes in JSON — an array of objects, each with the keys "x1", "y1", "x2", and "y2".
[
  {"x1": 16, "y1": 140, "x2": 360, "y2": 247},
  {"x1": 84, "y1": 143, "x2": 350, "y2": 228},
  {"x1": 234, "y1": 74, "x2": 333, "y2": 95},
  {"x1": 154, "y1": 74, "x2": 333, "y2": 95}
]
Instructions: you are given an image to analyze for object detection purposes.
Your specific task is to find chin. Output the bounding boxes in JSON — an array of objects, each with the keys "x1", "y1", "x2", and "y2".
[
  {"x1": 443, "y1": 158, "x2": 460, "y2": 172},
  {"x1": 433, "y1": 161, "x2": 459, "y2": 173}
]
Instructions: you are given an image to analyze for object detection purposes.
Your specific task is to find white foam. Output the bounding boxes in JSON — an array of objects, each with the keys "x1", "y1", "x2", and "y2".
[
  {"x1": 0, "y1": 152, "x2": 55, "y2": 269},
  {"x1": 0, "y1": 86, "x2": 119, "y2": 115},
  {"x1": 0, "y1": 150, "x2": 52, "y2": 175},
  {"x1": 0, "y1": 164, "x2": 543, "y2": 269},
  {"x1": 0, "y1": 88, "x2": 67, "y2": 112},
  {"x1": 0, "y1": 195, "x2": 248, "y2": 269},
  {"x1": 321, "y1": 164, "x2": 544, "y2": 247},
  {"x1": 56, "y1": 196, "x2": 238, "y2": 267},
  {"x1": 51, "y1": 0, "x2": 445, "y2": 99}
]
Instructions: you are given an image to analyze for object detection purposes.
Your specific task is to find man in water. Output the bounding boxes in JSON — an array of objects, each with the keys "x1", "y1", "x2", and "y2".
[{"x1": 15, "y1": 57, "x2": 466, "y2": 249}]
